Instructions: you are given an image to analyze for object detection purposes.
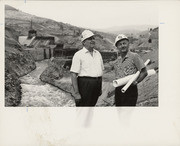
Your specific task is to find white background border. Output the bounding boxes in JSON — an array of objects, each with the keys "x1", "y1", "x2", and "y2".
[{"x1": 1, "y1": 1, "x2": 180, "y2": 146}]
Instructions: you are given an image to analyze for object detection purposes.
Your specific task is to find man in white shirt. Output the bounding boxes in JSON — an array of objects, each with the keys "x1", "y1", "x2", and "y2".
[{"x1": 70, "y1": 30, "x2": 104, "y2": 106}]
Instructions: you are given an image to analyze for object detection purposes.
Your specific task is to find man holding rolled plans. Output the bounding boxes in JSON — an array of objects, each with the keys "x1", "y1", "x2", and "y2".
[
  {"x1": 112, "y1": 34, "x2": 147, "y2": 106},
  {"x1": 70, "y1": 30, "x2": 104, "y2": 106}
]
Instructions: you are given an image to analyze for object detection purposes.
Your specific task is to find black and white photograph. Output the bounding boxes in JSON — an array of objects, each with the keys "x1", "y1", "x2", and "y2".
[
  {"x1": 1, "y1": 1, "x2": 180, "y2": 146},
  {"x1": 5, "y1": 1, "x2": 158, "y2": 107}
]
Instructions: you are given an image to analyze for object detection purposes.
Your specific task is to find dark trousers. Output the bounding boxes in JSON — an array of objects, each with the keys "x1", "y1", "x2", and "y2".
[
  {"x1": 115, "y1": 85, "x2": 138, "y2": 106},
  {"x1": 77, "y1": 77, "x2": 102, "y2": 107}
]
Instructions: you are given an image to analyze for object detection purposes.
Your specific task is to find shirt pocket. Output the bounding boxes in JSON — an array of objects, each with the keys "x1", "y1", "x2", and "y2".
[{"x1": 123, "y1": 64, "x2": 137, "y2": 75}]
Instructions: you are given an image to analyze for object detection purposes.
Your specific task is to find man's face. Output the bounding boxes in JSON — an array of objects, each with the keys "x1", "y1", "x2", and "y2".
[
  {"x1": 83, "y1": 36, "x2": 95, "y2": 50},
  {"x1": 116, "y1": 39, "x2": 129, "y2": 54}
]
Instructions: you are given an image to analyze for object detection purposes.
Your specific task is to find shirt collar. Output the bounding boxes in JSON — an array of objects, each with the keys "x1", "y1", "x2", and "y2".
[
  {"x1": 118, "y1": 51, "x2": 131, "y2": 62},
  {"x1": 82, "y1": 47, "x2": 97, "y2": 53},
  {"x1": 124, "y1": 51, "x2": 131, "y2": 58}
]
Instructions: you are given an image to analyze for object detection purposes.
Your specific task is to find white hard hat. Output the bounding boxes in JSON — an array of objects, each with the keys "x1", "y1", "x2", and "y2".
[
  {"x1": 81, "y1": 30, "x2": 95, "y2": 42},
  {"x1": 114, "y1": 34, "x2": 129, "y2": 47}
]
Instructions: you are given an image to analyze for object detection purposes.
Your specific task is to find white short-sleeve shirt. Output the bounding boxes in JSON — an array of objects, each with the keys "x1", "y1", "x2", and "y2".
[{"x1": 70, "y1": 47, "x2": 104, "y2": 77}]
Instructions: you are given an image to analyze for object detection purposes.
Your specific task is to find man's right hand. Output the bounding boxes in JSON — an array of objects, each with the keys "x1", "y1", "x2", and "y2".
[{"x1": 73, "y1": 92, "x2": 81, "y2": 104}]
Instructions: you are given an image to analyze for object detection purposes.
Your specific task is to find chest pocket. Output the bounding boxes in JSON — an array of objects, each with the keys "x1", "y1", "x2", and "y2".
[{"x1": 123, "y1": 64, "x2": 137, "y2": 75}]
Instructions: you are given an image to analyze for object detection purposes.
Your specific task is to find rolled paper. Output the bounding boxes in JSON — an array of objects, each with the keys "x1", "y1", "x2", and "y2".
[
  {"x1": 112, "y1": 69, "x2": 156, "y2": 87},
  {"x1": 113, "y1": 75, "x2": 134, "y2": 87},
  {"x1": 144, "y1": 59, "x2": 150, "y2": 66},
  {"x1": 121, "y1": 59, "x2": 150, "y2": 93},
  {"x1": 121, "y1": 71, "x2": 140, "y2": 93},
  {"x1": 113, "y1": 59, "x2": 152, "y2": 88},
  {"x1": 147, "y1": 69, "x2": 156, "y2": 76},
  {"x1": 121, "y1": 59, "x2": 151, "y2": 93}
]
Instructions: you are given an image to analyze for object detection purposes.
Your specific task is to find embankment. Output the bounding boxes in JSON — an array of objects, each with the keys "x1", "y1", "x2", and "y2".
[
  {"x1": 40, "y1": 58, "x2": 73, "y2": 94},
  {"x1": 5, "y1": 27, "x2": 36, "y2": 106}
]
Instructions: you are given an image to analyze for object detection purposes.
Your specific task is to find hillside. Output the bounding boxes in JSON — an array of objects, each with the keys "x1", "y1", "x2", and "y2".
[
  {"x1": 5, "y1": 26, "x2": 36, "y2": 106},
  {"x1": 5, "y1": 5, "x2": 115, "y2": 50}
]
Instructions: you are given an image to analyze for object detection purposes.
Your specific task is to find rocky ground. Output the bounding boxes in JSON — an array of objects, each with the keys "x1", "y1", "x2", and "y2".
[
  {"x1": 40, "y1": 58, "x2": 73, "y2": 94},
  {"x1": 5, "y1": 27, "x2": 36, "y2": 106},
  {"x1": 5, "y1": 51, "x2": 36, "y2": 106},
  {"x1": 5, "y1": 67, "x2": 22, "y2": 106}
]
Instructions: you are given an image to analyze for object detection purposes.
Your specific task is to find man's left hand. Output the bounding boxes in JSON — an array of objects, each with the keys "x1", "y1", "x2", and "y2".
[{"x1": 132, "y1": 81, "x2": 138, "y2": 86}]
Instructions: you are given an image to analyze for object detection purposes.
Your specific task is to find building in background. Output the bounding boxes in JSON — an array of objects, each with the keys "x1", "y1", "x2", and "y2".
[{"x1": 18, "y1": 21, "x2": 56, "y2": 61}]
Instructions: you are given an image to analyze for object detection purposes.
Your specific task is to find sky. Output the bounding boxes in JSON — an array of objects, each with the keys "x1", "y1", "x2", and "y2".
[{"x1": 5, "y1": 1, "x2": 158, "y2": 30}]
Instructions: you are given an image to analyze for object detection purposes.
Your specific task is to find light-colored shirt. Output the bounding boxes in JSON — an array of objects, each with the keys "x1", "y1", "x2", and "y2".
[
  {"x1": 70, "y1": 47, "x2": 104, "y2": 77},
  {"x1": 110, "y1": 51, "x2": 145, "y2": 79}
]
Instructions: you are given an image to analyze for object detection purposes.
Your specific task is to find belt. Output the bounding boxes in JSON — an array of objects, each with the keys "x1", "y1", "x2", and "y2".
[{"x1": 78, "y1": 76, "x2": 102, "y2": 79}]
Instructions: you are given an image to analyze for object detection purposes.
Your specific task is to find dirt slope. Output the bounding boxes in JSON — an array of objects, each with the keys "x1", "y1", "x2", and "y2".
[{"x1": 5, "y1": 27, "x2": 36, "y2": 106}]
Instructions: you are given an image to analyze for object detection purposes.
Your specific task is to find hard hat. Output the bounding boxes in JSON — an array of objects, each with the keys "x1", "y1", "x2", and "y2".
[
  {"x1": 114, "y1": 34, "x2": 129, "y2": 47},
  {"x1": 80, "y1": 30, "x2": 95, "y2": 42}
]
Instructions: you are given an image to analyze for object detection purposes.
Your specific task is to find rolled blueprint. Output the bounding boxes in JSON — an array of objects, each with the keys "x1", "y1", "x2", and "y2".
[
  {"x1": 146, "y1": 69, "x2": 156, "y2": 76},
  {"x1": 144, "y1": 59, "x2": 150, "y2": 66},
  {"x1": 112, "y1": 69, "x2": 156, "y2": 87},
  {"x1": 121, "y1": 59, "x2": 150, "y2": 93},
  {"x1": 113, "y1": 59, "x2": 154, "y2": 88},
  {"x1": 113, "y1": 74, "x2": 134, "y2": 87},
  {"x1": 121, "y1": 71, "x2": 140, "y2": 93},
  {"x1": 113, "y1": 59, "x2": 150, "y2": 88},
  {"x1": 121, "y1": 59, "x2": 151, "y2": 93}
]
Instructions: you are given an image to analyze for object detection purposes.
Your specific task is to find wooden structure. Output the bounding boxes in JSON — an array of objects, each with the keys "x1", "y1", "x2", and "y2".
[
  {"x1": 53, "y1": 44, "x2": 78, "y2": 59},
  {"x1": 18, "y1": 21, "x2": 56, "y2": 61}
]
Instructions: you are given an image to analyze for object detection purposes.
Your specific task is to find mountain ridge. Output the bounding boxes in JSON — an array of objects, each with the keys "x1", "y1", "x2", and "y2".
[
  {"x1": 5, "y1": 4, "x2": 116, "y2": 50},
  {"x1": 97, "y1": 25, "x2": 158, "y2": 35}
]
